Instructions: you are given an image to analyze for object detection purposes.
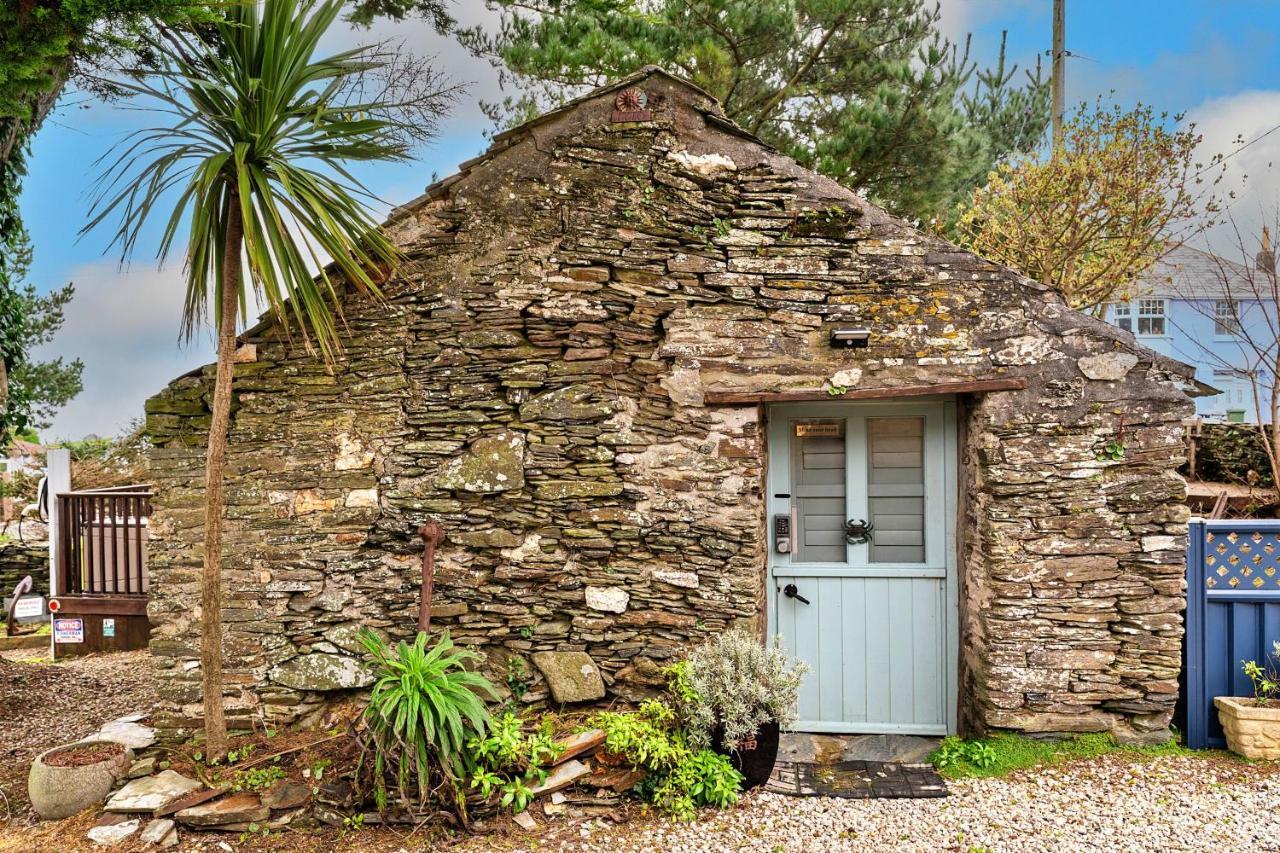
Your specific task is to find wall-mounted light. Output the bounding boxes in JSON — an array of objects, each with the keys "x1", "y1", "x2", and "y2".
[{"x1": 830, "y1": 328, "x2": 870, "y2": 349}]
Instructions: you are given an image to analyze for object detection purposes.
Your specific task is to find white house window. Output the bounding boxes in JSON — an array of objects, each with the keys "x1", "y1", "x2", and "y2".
[
  {"x1": 1137, "y1": 298, "x2": 1166, "y2": 336},
  {"x1": 1112, "y1": 302, "x2": 1132, "y2": 332},
  {"x1": 1215, "y1": 300, "x2": 1240, "y2": 336}
]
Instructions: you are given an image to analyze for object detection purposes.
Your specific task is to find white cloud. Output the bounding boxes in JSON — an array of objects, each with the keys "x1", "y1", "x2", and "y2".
[
  {"x1": 1184, "y1": 90, "x2": 1280, "y2": 256},
  {"x1": 32, "y1": 261, "x2": 215, "y2": 442}
]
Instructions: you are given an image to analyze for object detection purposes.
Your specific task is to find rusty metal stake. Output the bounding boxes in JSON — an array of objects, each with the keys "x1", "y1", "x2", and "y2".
[{"x1": 418, "y1": 520, "x2": 444, "y2": 635}]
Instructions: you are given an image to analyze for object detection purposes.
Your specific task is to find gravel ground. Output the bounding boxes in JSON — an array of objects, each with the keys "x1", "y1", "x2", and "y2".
[
  {"x1": 494, "y1": 752, "x2": 1280, "y2": 853},
  {"x1": 0, "y1": 649, "x2": 157, "y2": 824}
]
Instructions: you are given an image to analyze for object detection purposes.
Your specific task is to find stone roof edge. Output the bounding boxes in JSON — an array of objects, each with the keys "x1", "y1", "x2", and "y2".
[
  {"x1": 385, "y1": 65, "x2": 760, "y2": 226},
  {"x1": 194, "y1": 66, "x2": 1202, "y2": 397}
]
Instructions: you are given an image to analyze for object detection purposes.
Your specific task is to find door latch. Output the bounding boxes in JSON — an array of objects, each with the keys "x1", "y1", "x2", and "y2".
[
  {"x1": 845, "y1": 518, "x2": 874, "y2": 544},
  {"x1": 782, "y1": 583, "x2": 810, "y2": 605}
]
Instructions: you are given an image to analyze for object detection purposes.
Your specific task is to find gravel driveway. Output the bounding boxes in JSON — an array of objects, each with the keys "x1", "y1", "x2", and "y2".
[{"x1": 518, "y1": 752, "x2": 1280, "y2": 852}]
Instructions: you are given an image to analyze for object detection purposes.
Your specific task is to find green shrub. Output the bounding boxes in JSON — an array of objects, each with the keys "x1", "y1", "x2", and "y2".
[
  {"x1": 467, "y1": 711, "x2": 565, "y2": 813},
  {"x1": 358, "y1": 629, "x2": 498, "y2": 812},
  {"x1": 667, "y1": 629, "x2": 807, "y2": 749},
  {"x1": 589, "y1": 700, "x2": 743, "y2": 819}
]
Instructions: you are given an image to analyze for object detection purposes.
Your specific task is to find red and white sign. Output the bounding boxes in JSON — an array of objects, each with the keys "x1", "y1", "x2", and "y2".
[{"x1": 53, "y1": 617, "x2": 84, "y2": 644}]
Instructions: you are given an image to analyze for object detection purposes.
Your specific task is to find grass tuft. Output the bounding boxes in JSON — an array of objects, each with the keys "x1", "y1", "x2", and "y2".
[{"x1": 930, "y1": 731, "x2": 1197, "y2": 779}]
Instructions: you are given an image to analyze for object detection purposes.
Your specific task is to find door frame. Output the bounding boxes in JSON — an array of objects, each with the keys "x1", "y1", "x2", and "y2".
[{"x1": 764, "y1": 398, "x2": 960, "y2": 735}]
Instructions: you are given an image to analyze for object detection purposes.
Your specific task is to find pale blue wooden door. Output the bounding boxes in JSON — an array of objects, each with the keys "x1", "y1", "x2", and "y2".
[{"x1": 768, "y1": 402, "x2": 957, "y2": 735}]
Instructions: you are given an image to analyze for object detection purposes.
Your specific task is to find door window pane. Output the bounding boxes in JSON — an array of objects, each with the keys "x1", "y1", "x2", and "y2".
[
  {"x1": 867, "y1": 417, "x2": 925, "y2": 563},
  {"x1": 792, "y1": 420, "x2": 846, "y2": 563}
]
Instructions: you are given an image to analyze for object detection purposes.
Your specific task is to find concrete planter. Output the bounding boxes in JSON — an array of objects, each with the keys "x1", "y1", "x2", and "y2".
[
  {"x1": 1214, "y1": 696, "x2": 1280, "y2": 759},
  {"x1": 28, "y1": 740, "x2": 133, "y2": 820}
]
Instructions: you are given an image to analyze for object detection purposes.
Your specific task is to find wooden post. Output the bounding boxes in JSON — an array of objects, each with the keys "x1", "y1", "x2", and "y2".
[
  {"x1": 1052, "y1": 0, "x2": 1066, "y2": 152},
  {"x1": 418, "y1": 520, "x2": 444, "y2": 635}
]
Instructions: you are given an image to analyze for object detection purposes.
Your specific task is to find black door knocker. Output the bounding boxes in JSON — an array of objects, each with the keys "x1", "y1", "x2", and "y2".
[{"x1": 845, "y1": 518, "x2": 874, "y2": 544}]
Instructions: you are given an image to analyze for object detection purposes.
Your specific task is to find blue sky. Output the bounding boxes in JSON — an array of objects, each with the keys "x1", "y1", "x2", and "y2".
[{"x1": 19, "y1": 0, "x2": 1280, "y2": 440}]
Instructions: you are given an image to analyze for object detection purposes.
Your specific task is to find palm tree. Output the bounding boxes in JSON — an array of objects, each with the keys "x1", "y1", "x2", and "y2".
[{"x1": 84, "y1": 0, "x2": 428, "y2": 758}]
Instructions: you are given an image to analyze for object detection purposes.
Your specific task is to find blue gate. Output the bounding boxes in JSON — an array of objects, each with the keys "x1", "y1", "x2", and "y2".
[{"x1": 1184, "y1": 518, "x2": 1280, "y2": 749}]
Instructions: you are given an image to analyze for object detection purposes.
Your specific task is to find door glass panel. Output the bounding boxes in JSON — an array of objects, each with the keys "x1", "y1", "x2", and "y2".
[
  {"x1": 867, "y1": 417, "x2": 925, "y2": 563},
  {"x1": 792, "y1": 420, "x2": 846, "y2": 563}
]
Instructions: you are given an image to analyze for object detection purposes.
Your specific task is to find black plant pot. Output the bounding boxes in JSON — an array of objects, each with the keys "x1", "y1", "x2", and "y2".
[{"x1": 711, "y1": 720, "x2": 780, "y2": 790}]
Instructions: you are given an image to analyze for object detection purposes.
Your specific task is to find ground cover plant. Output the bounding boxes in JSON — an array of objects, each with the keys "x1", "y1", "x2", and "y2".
[{"x1": 930, "y1": 731, "x2": 1199, "y2": 779}]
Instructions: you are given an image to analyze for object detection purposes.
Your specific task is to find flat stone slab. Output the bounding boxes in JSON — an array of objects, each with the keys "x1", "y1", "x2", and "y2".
[
  {"x1": 82, "y1": 717, "x2": 157, "y2": 750},
  {"x1": 268, "y1": 652, "x2": 374, "y2": 691},
  {"x1": 766, "y1": 760, "x2": 947, "y2": 799},
  {"x1": 139, "y1": 818, "x2": 178, "y2": 848},
  {"x1": 106, "y1": 770, "x2": 203, "y2": 814},
  {"x1": 87, "y1": 818, "x2": 140, "y2": 845},
  {"x1": 529, "y1": 759, "x2": 591, "y2": 797},
  {"x1": 261, "y1": 781, "x2": 310, "y2": 810},
  {"x1": 176, "y1": 792, "x2": 269, "y2": 827},
  {"x1": 552, "y1": 729, "x2": 606, "y2": 765},
  {"x1": 531, "y1": 651, "x2": 604, "y2": 704}
]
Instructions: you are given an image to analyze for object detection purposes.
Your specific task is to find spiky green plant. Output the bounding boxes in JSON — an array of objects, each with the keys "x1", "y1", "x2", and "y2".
[{"x1": 358, "y1": 629, "x2": 498, "y2": 812}]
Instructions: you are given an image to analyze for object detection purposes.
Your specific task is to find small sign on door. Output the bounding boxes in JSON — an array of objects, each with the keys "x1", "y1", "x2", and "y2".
[
  {"x1": 103, "y1": 618, "x2": 116, "y2": 638},
  {"x1": 54, "y1": 618, "x2": 84, "y2": 644},
  {"x1": 795, "y1": 420, "x2": 843, "y2": 438}
]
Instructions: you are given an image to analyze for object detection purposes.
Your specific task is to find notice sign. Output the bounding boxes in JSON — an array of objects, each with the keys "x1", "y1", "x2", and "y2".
[
  {"x1": 54, "y1": 618, "x2": 84, "y2": 644},
  {"x1": 103, "y1": 618, "x2": 116, "y2": 638},
  {"x1": 12, "y1": 596, "x2": 43, "y2": 620}
]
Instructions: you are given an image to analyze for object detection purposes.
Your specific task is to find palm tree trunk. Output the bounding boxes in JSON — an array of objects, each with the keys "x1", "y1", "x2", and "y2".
[{"x1": 200, "y1": 187, "x2": 243, "y2": 760}]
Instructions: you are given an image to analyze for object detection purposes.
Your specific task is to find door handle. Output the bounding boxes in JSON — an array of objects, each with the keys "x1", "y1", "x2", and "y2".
[{"x1": 782, "y1": 583, "x2": 810, "y2": 605}]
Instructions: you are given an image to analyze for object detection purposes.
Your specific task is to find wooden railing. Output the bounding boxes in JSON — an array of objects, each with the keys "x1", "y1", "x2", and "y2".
[{"x1": 55, "y1": 485, "x2": 152, "y2": 597}]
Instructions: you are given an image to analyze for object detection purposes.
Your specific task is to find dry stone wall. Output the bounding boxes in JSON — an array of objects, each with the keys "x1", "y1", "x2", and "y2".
[
  {"x1": 144, "y1": 69, "x2": 1196, "y2": 743},
  {"x1": 0, "y1": 541, "x2": 48, "y2": 598}
]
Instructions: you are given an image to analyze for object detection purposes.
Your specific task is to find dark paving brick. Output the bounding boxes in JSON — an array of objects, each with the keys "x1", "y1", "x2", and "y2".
[{"x1": 766, "y1": 759, "x2": 948, "y2": 799}]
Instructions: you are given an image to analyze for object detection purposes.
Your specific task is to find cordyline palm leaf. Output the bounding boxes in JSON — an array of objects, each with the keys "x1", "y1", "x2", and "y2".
[
  {"x1": 80, "y1": 0, "x2": 412, "y2": 759},
  {"x1": 83, "y1": 0, "x2": 405, "y2": 358}
]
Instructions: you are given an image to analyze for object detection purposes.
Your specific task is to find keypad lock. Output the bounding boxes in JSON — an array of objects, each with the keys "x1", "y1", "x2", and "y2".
[{"x1": 773, "y1": 514, "x2": 792, "y2": 554}]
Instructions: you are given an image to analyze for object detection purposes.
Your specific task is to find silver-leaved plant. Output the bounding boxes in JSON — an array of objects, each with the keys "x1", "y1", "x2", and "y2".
[{"x1": 674, "y1": 628, "x2": 808, "y2": 750}]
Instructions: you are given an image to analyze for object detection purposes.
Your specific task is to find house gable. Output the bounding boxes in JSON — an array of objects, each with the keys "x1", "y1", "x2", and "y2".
[{"x1": 144, "y1": 67, "x2": 1196, "y2": 742}]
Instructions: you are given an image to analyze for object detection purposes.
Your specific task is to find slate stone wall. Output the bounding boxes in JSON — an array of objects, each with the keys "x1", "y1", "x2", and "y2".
[
  {"x1": 0, "y1": 541, "x2": 48, "y2": 598},
  {"x1": 144, "y1": 70, "x2": 1196, "y2": 743}
]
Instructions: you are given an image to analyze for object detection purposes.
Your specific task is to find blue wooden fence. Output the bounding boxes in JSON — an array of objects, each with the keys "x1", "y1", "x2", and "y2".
[{"x1": 1184, "y1": 518, "x2": 1280, "y2": 749}]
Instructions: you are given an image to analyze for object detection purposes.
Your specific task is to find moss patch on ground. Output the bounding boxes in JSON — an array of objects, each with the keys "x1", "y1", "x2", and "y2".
[{"x1": 930, "y1": 732, "x2": 1207, "y2": 779}]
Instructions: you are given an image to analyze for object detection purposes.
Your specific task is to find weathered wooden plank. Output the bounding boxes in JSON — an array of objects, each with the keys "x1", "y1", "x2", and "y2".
[{"x1": 704, "y1": 377, "x2": 1027, "y2": 404}]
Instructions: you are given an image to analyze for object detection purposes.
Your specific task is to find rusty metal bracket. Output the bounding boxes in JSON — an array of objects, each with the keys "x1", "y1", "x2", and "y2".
[
  {"x1": 417, "y1": 519, "x2": 444, "y2": 635},
  {"x1": 6, "y1": 575, "x2": 33, "y2": 637}
]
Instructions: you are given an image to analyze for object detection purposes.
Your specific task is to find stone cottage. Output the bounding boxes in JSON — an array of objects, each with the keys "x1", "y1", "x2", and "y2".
[{"x1": 145, "y1": 67, "x2": 1203, "y2": 744}]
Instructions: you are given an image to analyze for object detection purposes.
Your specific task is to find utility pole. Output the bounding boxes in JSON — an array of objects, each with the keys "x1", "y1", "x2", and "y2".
[{"x1": 1052, "y1": 0, "x2": 1066, "y2": 152}]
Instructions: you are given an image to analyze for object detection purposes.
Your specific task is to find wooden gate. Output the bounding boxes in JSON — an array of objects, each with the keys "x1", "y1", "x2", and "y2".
[
  {"x1": 51, "y1": 484, "x2": 153, "y2": 657},
  {"x1": 1183, "y1": 518, "x2": 1280, "y2": 749}
]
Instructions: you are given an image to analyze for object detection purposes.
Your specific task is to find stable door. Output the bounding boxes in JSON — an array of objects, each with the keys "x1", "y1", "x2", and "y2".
[{"x1": 767, "y1": 401, "x2": 957, "y2": 735}]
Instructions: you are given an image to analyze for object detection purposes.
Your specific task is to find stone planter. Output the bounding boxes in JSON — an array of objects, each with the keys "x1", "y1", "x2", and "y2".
[
  {"x1": 28, "y1": 740, "x2": 133, "y2": 820},
  {"x1": 711, "y1": 721, "x2": 780, "y2": 790},
  {"x1": 1215, "y1": 696, "x2": 1280, "y2": 759}
]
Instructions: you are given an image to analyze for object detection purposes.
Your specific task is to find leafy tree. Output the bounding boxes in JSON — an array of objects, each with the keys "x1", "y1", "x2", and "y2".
[
  {"x1": 0, "y1": 151, "x2": 83, "y2": 438},
  {"x1": 457, "y1": 0, "x2": 1049, "y2": 223},
  {"x1": 955, "y1": 100, "x2": 1223, "y2": 314},
  {"x1": 83, "y1": 0, "x2": 451, "y2": 758}
]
